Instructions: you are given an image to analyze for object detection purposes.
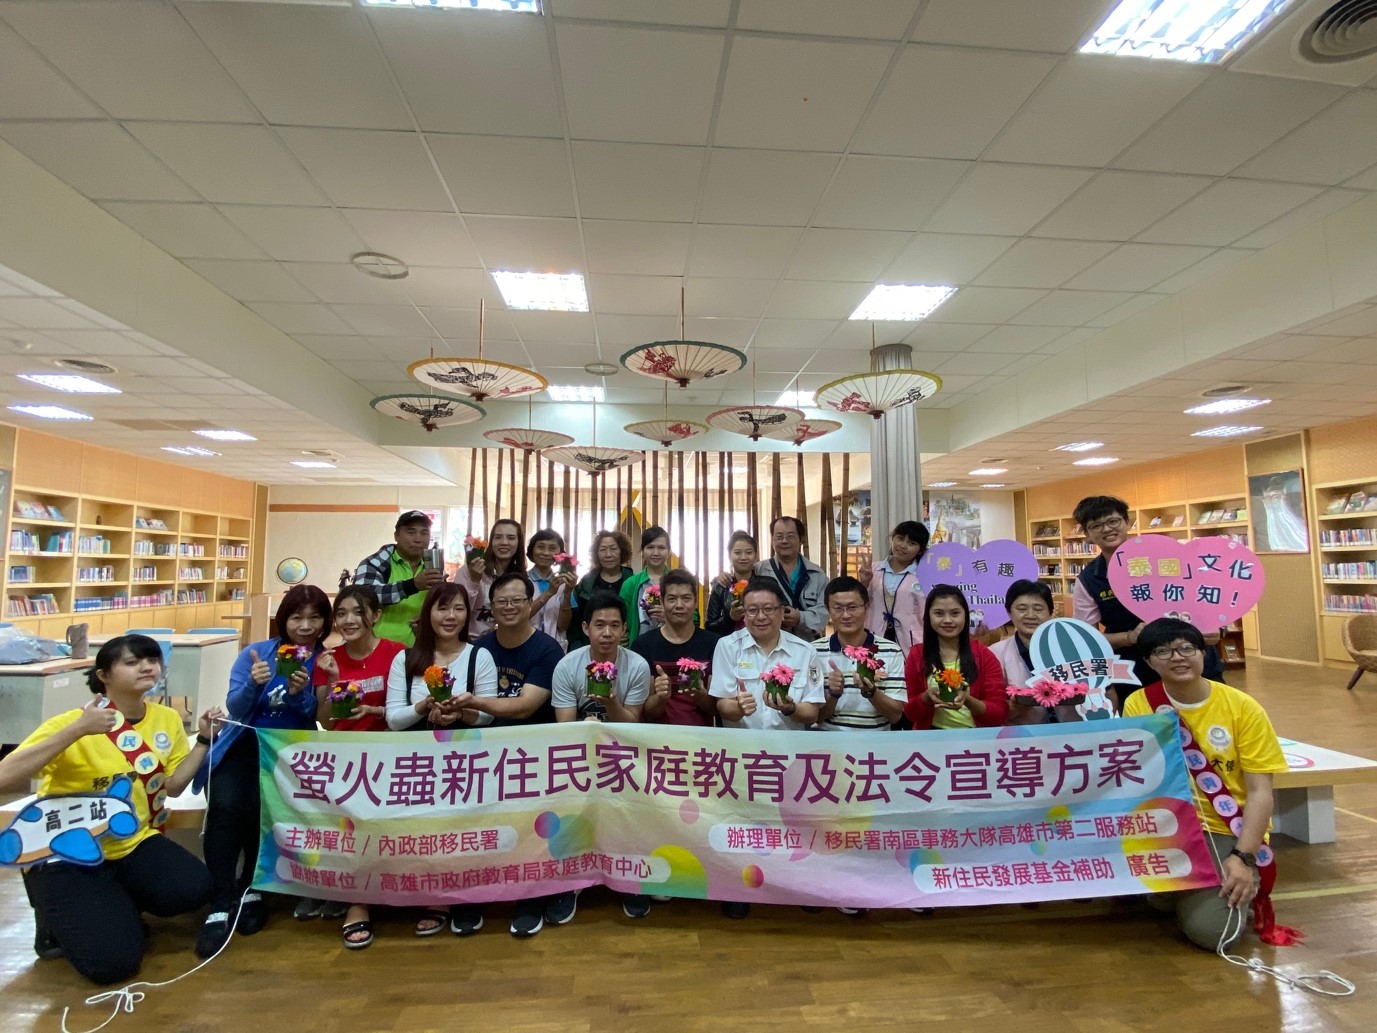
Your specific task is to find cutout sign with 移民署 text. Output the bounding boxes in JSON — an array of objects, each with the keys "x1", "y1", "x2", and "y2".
[
  {"x1": 917, "y1": 540, "x2": 1039, "y2": 628},
  {"x1": 1106, "y1": 536, "x2": 1265, "y2": 629}
]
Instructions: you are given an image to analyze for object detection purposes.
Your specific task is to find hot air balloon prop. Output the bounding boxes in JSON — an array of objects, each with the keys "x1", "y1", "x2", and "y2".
[{"x1": 1028, "y1": 617, "x2": 1139, "y2": 721}]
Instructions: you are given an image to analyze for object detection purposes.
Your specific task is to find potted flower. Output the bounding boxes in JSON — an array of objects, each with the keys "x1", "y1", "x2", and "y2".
[
  {"x1": 1006, "y1": 676, "x2": 1088, "y2": 710},
  {"x1": 423, "y1": 664, "x2": 454, "y2": 703},
  {"x1": 276, "y1": 643, "x2": 311, "y2": 679},
  {"x1": 553, "y1": 551, "x2": 577, "y2": 575},
  {"x1": 644, "y1": 583, "x2": 662, "y2": 608},
  {"x1": 935, "y1": 666, "x2": 967, "y2": 703},
  {"x1": 730, "y1": 579, "x2": 749, "y2": 602},
  {"x1": 761, "y1": 663, "x2": 795, "y2": 703},
  {"x1": 327, "y1": 681, "x2": 362, "y2": 720},
  {"x1": 586, "y1": 660, "x2": 616, "y2": 699},
  {"x1": 463, "y1": 534, "x2": 487, "y2": 564},
  {"x1": 842, "y1": 644, "x2": 884, "y2": 691},
  {"x1": 675, "y1": 657, "x2": 708, "y2": 693}
]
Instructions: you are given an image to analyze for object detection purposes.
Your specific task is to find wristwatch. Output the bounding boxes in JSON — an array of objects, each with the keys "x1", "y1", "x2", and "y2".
[
  {"x1": 196, "y1": 733, "x2": 214, "y2": 747},
  {"x1": 1229, "y1": 848, "x2": 1257, "y2": 868},
  {"x1": 826, "y1": 687, "x2": 844, "y2": 699}
]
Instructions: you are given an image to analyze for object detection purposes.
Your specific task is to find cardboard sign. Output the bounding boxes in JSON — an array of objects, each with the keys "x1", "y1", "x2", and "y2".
[
  {"x1": 0, "y1": 776, "x2": 139, "y2": 868},
  {"x1": 1029, "y1": 618, "x2": 1140, "y2": 720},
  {"x1": 917, "y1": 540, "x2": 1040, "y2": 628},
  {"x1": 1107, "y1": 536, "x2": 1264, "y2": 629}
]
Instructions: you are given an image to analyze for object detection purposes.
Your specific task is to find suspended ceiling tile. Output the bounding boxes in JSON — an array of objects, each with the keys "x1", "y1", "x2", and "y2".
[
  {"x1": 921, "y1": 286, "x2": 1047, "y2": 324},
  {"x1": 276, "y1": 127, "x2": 451, "y2": 212},
  {"x1": 0, "y1": 122, "x2": 196, "y2": 202},
  {"x1": 1065, "y1": 243, "x2": 1218, "y2": 292},
  {"x1": 1031, "y1": 170, "x2": 1214, "y2": 242},
  {"x1": 698, "y1": 148, "x2": 838, "y2": 226},
  {"x1": 974, "y1": 239, "x2": 1117, "y2": 289},
  {"x1": 687, "y1": 224, "x2": 804, "y2": 279},
  {"x1": 0, "y1": 22, "x2": 102, "y2": 119},
  {"x1": 1136, "y1": 179, "x2": 1324, "y2": 247},
  {"x1": 911, "y1": 0, "x2": 1107, "y2": 53},
  {"x1": 583, "y1": 220, "x2": 693, "y2": 276},
  {"x1": 924, "y1": 164, "x2": 1094, "y2": 236},
  {"x1": 762, "y1": 280, "x2": 871, "y2": 320},
  {"x1": 340, "y1": 209, "x2": 484, "y2": 268},
  {"x1": 1011, "y1": 290, "x2": 1139, "y2": 326},
  {"x1": 462, "y1": 216, "x2": 586, "y2": 270},
  {"x1": 244, "y1": 301, "x2": 354, "y2": 337},
  {"x1": 181, "y1": 259, "x2": 320, "y2": 304},
  {"x1": 219, "y1": 205, "x2": 364, "y2": 263},
  {"x1": 881, "y1": 232, "x2": 1017, "y2": 284},
  {"x1": 785, "y1": 228, "x2": 910, "y2": 282},
  {"x1": 1236, "y1": 90, "x2": 1377, "y2": 186},
  {"x1": 571, "y1": 141, "x2": 704, "y2": 222},
  {"x1": 736, "y1": 0, "x2": 921, "y2": 39},
  {"x1": 553, "y1": 0, "x2": 732, "y2": 27},
  {"x1": 813, "y1": 155, "x2": 970, "y2": 231}
]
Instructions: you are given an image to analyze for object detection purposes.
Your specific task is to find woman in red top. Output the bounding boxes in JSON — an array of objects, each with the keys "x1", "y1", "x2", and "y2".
[
  {"x1": 903, "y1": 585, "x2": 1008, "y2": 730},
  {"x1": 312, "y1": 584, "x2": 404, "y2": 949}
]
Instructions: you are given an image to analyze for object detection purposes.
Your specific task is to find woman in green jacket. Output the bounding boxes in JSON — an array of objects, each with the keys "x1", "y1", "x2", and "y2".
[{"x1": 619, "y1": 525, "x2": 670, "y2": 644}]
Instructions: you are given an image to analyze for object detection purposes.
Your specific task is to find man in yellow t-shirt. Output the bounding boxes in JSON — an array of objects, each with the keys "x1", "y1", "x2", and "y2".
[{"x1": 1123, "y1": 618, "x2": 1288, "y2": 950}]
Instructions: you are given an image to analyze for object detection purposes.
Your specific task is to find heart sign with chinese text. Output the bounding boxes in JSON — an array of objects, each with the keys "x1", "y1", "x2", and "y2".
[
  {"x1": 1107, "y1": 536, "x2": 1265, "y2": 629},
  {"x1": 917, "y1": 540, "x2": 1039, "y2": 628}
]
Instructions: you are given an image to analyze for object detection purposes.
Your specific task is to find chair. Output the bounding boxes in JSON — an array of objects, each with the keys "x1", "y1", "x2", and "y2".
[
  {"x1": 128, "y1": 627, "x2": 174, "y2": 635},
  {"x1": 188, "y1": 627, "x2": 238, "y2": 635},
  {"x1": 143, "y1": 639, "x2": 174, "y2": 704},
  {"x1": 1340, "y1": 614, "x2": 1377, "y2": 691}
]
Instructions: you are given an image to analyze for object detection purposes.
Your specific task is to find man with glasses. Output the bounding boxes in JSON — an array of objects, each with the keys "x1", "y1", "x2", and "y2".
[
  {"x1": 754, "y1": 516, "x2": 828, "y2": 642},
  {"x1": 709, "y1": 577, "x2": 825, "y2": 918},
  {"x1": 1071, "y1": 495, "x2": 1154, "y2": 702},
  {"x1": 1122, "y1": 618, "x2": 1288, "y2": 951},
  {"x1": 814, "y1": 576, "x2": 906, "y2": 733},
  {"x1": 468, "y1": 572, "x2": 566, "y2": 938}
]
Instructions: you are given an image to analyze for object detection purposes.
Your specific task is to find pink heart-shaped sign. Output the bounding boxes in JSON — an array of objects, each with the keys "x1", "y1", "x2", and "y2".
[{"x1": 1106, "y1": 536, "x2": 1265, "y2": 628}]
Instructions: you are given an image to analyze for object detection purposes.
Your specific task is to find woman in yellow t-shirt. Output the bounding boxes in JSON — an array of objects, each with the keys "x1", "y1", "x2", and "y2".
[{"x1": 0, "y1": 634, "x2": 222, "y2": 985}]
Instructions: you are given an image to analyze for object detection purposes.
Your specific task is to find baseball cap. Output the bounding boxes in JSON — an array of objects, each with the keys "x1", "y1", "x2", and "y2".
[{"x1": 395, "y1": 510, "x2": 432, "y2": 529}]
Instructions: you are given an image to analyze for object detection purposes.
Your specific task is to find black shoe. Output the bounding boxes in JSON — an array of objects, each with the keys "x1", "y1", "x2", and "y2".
[
  {"x1": 195, "y1": 912, "x2": 232, "y2": 959},
  {"x1": 237, "y1": 892, "x2": 268, "y2": 935},
  {"x1": 450, "y1": 904, "x2": 484, "y2": 936},
  {"x1": 510, "y1": 900, "x2": 545, "y2": 938},
  {"x1": 799, "y1": 905, "x2": 825, "y2": 913},
  {"x1": 34, "y1": 923, "x2": 63, "y2": 960},
  {"x1": 544, "y1": 891, "x2": 578, "y2": 926},
  {"x1": 319, "y1": 900, "x2": 349, "y2": 920},
  {"x1": 721, "y1": 901, "x2": 750, "y2": 919},
  {"x1": 622, "y1": 894, "x2": 651, "y2": 919}
]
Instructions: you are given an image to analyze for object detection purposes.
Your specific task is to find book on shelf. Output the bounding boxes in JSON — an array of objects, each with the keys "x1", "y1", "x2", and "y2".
[
  {"x1": 1365, "y1": 496, "x2": 1377, "y2": 512},
  {"x1": 1149, "y1": 516, "x2": 1163, "y2": 528},
  {"x1": 1346, "y1": 491, "x2": 1368, "y2": 513},
  {"x1": 1172, "y1": 515, "x2": 1185, "y2": 527},
  {"x1": 46, "y1": 505, "x2": 66, "y2": 521},
  {"x1": 1325, "y1": 497, "x2": 1348, "y2": 515}
]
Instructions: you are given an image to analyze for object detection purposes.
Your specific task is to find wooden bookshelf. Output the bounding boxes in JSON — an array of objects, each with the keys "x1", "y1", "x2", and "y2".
[{"x1": 1313, "y1": 477, "x2": 1377, "y2": 664}]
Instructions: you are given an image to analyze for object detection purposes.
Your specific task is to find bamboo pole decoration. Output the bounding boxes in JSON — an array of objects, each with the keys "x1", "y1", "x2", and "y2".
[
  {"x1": 498, "y1": 447, "x2": 508, "y2": 516},
  {"x1": 699, "y1": 451, "x2": 710, "y2": 586},
  {"x1": 615, "y1": 466, "x2": 623, "y2": 533},
  {"x1": 562, "y1": 465, "x2": 572, "y2": 533},
  {"x1": 520, "y1": 451, "x2": 531, "y2": 529},
  {"x1": 770, "y1": 452, "x2": 783, "y2": 525},
  {"x1": 638, "y1": 456, "x2": 647, "y2": 535},
  {"x1": 841, "y1": 452, "x2": 851, "y2": 577},
  {"x1": 481, "y1": 449, "x2": 490, "y2": 527},
  {"x1": 725, "y1": 453, "x2": 735, "y2": 546},
  {"x1": 465, "y1": 447, "x2": 477, "y2": 537},
  {"x1": 533, "y1": 450, "x2": 541, "y2": 523},
  {"x1": 650, "y1": 452, "x2": 660, "y2": 528},
  {"x1": 820, "y1": 452, "x2": 835, "y2": 576},
  {"x1": 624, "y1": 461, "x2": 635, "y2": 537},
  {"x1": 718, "y1": 451, "x2": 727, "y2": 574},
  {"x1": 676, "y1": 450, "x2": 686, "y2": 571},
  {"x1": 747, "y1": 456, "x2": 758, "y2": 540},
  {"x1": 545, "y1": 459, "x2": 555, "y2": 528},
  {"x1": 797, "y1": 452, "x2": 808, "y2": 555}
]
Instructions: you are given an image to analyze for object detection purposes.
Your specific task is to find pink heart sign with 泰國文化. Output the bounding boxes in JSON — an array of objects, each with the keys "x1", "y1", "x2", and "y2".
[
  {"x1": 916, "y1": 540, "x2": 1040, "y2": 628},
  {"x1": 1106, "y1": 535, "x2": 1265, "y2": 629}
]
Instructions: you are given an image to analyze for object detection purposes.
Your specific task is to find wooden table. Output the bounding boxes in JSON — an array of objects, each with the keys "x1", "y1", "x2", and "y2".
[
  {"x1": 0, "y1": 656, "x2": 96, "y2": 745},
  {"x1": 1272, "y1": 737, "x2": 1377, "y2": 843},
  {"x1": 91, "y1": 633, "x2": 240, "y2": 717}
]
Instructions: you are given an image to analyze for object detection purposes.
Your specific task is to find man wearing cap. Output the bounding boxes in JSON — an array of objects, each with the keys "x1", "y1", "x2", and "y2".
[{"x1": 353, "y1": 511, "x2": 445, "y2": 647}]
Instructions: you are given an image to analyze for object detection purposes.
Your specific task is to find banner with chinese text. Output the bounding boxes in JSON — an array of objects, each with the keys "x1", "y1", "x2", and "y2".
[{"x1": 253, "y1": 715, "x2": 1218, "y2": 909}]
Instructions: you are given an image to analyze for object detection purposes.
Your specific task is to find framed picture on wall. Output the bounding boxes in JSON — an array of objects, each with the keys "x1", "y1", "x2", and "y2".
[{"x1": 1247, "y1": 469, "x2": 1309, "y2": 554}]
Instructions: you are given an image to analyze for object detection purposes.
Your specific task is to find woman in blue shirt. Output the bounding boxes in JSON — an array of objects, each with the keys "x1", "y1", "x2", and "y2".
[{"x1": 193, "y1": 584, "x2": 331, "y2": 958}]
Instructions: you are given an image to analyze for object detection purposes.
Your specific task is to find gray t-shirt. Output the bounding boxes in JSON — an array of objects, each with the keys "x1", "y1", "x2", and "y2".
[{"x1": 551, "y1": 645, "x2": 651, "y2": 712}]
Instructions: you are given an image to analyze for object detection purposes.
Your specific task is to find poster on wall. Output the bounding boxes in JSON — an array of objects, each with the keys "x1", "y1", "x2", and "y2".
[
  {"x1": 1247, "y1": 470, "x2": 1309, "y2": 554},
  {"x1": 834, "y1": 489, "x2": 870, "y2": 547},
  {"x1": 926, "y1": 492, "x2": 983, "y2": 548}
]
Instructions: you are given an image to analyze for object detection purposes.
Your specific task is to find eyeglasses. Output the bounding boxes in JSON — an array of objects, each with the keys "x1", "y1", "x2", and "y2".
[
  {"x1": 829, "y1": 603, "x2": 865, "y2": 615},
  {"x1": 744, "y1": 606, "x2": 780, "y2": 618},
  {"x1": 1085, "y1": 516, "x2": 1127, "y2": 533},
  {"x1": 1150, "y1": 644, "x2": 1199, "y2": 660},
  {"x1": 491, "y1": 597, "x2": 527, "y2": 610}
]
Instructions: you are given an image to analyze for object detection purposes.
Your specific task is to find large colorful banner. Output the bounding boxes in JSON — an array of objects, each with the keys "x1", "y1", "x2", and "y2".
[{"x1": 253, "y1": 716, "x2": 1218, "y2": 910}]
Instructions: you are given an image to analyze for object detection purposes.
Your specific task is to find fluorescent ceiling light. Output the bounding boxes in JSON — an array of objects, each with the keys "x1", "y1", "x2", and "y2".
[
  {"x1": 968, "y1": 467, "x2": 1006, "y2": 476},
  {"x1": 979, "y1": 483, "x2": 1007, "y2": 489},
  {"x1": 1184, "y1": 397, "x2": 1271, "y2": 415},
  {"x1": 1052, "y1": 441, "x2": 1104, "y2": 453},
  {"x1": 1079, "y1": 0, "x2": 1291, "y2": 64},
  {"x1": 776, "y1": 390, "x2": 815, "y2": 407},
  {"x1": 162, "y1": 445, "x2": 220, "y2": 457},
  {"x1": 492, "y1": 271, "x2": 588, "y2": 312},
  {"x1": 8, "y1": 403, "x2": 92, "y2": 421},
  {"x1": 547, "y1": 384, "x2": 604, "y2": 402},
  {"x1": 17, "y1": 373, "x2": 120, "y2": 394},
  {"x1": 1191, "y1": 425, "x2": 1264, "y2": 438},
  {"x1": 1073, "y1": 456, "x2": 1120, "y2": 466},
  {"x1": 292, "y1": 460, "x2": 337, "y2": 468},
  {"x1": 849, "y1": 284, "x2": 956, "y2": 321},
  {"x1": 361, "y1": 1, "x2": 542, "y2": 12},
  {"x1": 926, "y1": 481, "x2": 958, "y2": 488},
  {"x1": 194, "y1": 429, "x2": 257, "y2": 442}
]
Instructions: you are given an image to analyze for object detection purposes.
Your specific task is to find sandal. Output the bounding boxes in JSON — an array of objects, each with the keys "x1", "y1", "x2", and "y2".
[
  {"x1": 414, "y1": 908, "x2": 449, "y2": 936},
  {"x1": 342, "y1": 920, "x2": 374, "y2": 950}
]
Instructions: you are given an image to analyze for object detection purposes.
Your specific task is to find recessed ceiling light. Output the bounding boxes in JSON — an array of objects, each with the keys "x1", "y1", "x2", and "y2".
[
  {"x1": 1052, "y1": 441, "x2": 1104, "y2": 453},
  {"x1": 584, "y1": 362, "x2": 619, "y2": 376},
  {"x1": 1191, "y1": 425, "x2": 1265, "y2": 438},
  {"x1": 968, "y1": 467, "x2": 1006, "y2": 476},
  {"x1": 1074, "y1": 457, "x2": 1120, "y2": 466},
  {"x1": 292, "y1": 460, "x2": 336, "y2": 469},
  {"x1": 926, "y1": 481, "x2": 958, "y2": 488},
  {"x1": 850, "y1": 284, "x2": 956, "y2": 322},
  {"x1": 1079, "y1": 0, "x2": 1292, "y2": 64},
  {"x1": 8, "y1": 403, "x2": 92, "y2": 421},
  {"x1": 162, "y1": 445, "x2": 220, "y2": 458},
  {"x1": 979, "y1": 483, "x2": 1007, "y2": 489},
  {"x1": 547, "y1": 384, "x2": 604, "y2": 402},
  {"x1": 53, "y1": 358, "x2": 118, "y2": 374},
  {"x1": 193, "y1": 429, "x2": 256, "y2": 442},
  {"x1": 492, "y1": 271, "x2": 588, "y2": 312},
  {"x1": 776, "y1": 390, "x2": 815, "y2": 407},
  {"x1": 17, "y1": 373, "x2": 120, "y2": 394},
  {"x1": 1184, "y1": 398, "x2": 1271, "y2": 415},
  {"x1": 300, "y1": 449, "x2": 336, "y2": 458},
  {"x1": 362, "y1": 0, "x2": 543, "y2": 11}
]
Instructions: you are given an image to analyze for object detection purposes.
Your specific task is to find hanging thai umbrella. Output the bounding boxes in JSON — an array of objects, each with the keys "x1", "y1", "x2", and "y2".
[
  {"x1": 766, "y1": 418, "x2": 842, "y2": 446},
  {"x1": 371, "y1": 393, "x2": 485, "y2": 432},
  {"x1": 814, "y1": 369, "x2": 942, "y2": 419},
  {"x1": 483, "y1": 428, "x2": 574, "y2": 452},
  {"x1": 544, "y1": 446, "x2": 642, "y2": 477},
  {"x1": 624, "y1": 419, "x2": 709, "y2": 448},
  {"x1": 707, "y1": 405, "x2": 804, "y2": 442},
  {"x1": 620, "y1": 286, "x2": 745, "y2": 388},
  {"x1": 408, "y1": 300, "x2": 546, "y2": 402}
]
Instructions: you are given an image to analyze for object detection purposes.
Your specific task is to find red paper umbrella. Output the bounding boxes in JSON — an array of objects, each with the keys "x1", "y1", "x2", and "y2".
[
  {"x1": 706, "y1": 406, "x2": 804, "y2": 442},
  {"x1": 623, "y1": 419, "x2": 709, "y2": 448},
  {"x1": 619, "y1": 341, "x2": 746, "y2": 388},
  {"x1": 371, "y1": 393, "x2": 485, "y2": 433},
  {"x1": 544, "y1": 445, "x2": 643, "y2": 477},
  {"x1": 814, "y1": 370, "x2": 942, "y2": 419},
  {"x1": 766, "y1": 418, "x2": 842, "y2": 446},
  {"x1": 482, "y1": 428, "x2": 574, "y2": 452}
]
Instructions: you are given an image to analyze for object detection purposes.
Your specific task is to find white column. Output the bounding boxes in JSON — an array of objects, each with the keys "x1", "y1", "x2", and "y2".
[{"x1": 869, "y1": 343, "x2": 922, "y2": 554}]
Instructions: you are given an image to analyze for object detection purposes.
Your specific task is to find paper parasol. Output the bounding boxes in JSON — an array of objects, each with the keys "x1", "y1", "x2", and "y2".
[
  {"x1": 623, "y1": 419, "x2": 709, "y2": 448},
  {"x1": 483, "y1": 428, "x2": 574, "y2": 452},
  {"x1": 814, "y1": 370, "x2": 942, "y2": 419},
  {"x1": 544, "y1": 445, "x2": 643, "y2": 477},
  {"x1": 371, "y1": 393, "x2": 485, "y2": 432},
  {"x1": 765, "y1": 418, "x2": 842, "y2": 446},
  {"x1": 620, "y1": 341, "x2": 746, "y2": 388},
  {"x1": 409, "y1": 358, "x2": 546, "y2": 402},
  {"x1": 706, "y1": 406, "x2": 804, "y2": 442}
]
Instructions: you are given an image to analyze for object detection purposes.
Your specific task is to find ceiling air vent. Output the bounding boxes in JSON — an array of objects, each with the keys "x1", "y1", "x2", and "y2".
[
  {"x1": 1298, "y1": 0, "x2": 1377, "y2": 61},
  {"x1": 53, "y1": 358, "x2": 118, "y2": 374},
  {"x1": 1201, "y1": 384, "x2": 1251, "y2": 398}
]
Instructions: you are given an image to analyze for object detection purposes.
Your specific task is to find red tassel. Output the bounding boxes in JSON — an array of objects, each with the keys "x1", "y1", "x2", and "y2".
[{"x1": 1251, "y1": 897, "x2": 1305, "y2": 946}]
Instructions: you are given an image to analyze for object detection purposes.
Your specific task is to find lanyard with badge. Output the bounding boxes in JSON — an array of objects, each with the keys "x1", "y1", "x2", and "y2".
[
  {"x1": 881, "y1": 568, "x2": 909, "y2": 640},
  {"x1": 99, "y1": 698, "x2": 171, "y2": 832}
]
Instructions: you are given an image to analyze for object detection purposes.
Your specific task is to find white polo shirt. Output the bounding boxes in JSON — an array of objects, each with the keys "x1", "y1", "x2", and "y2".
[{"x1": 708, "y1": 627, "x2": 825, "y2": 730}]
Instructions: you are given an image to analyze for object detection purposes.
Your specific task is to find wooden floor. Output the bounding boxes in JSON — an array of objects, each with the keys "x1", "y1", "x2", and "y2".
[{"x1": 4, "y1": 658, "x2": 1376, "y2": 1033}]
